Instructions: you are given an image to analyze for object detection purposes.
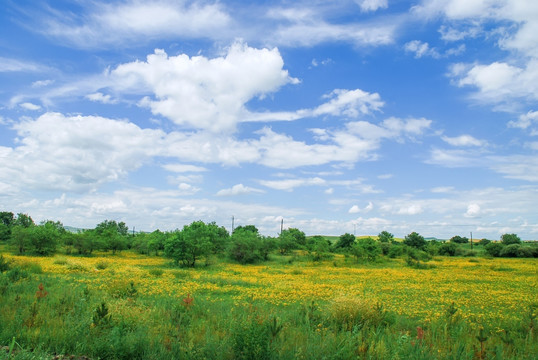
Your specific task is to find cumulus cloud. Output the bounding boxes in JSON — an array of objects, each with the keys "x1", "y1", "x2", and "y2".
[
  {"x1": 508, "y1": 110, "x2": 538, "y2": 130},
  {"x1": 162, "y1": 164, "x2": 208, "y2": 173},
  {"x1": 465, "y1": 203, "x2": 481, "y2": 218},
  {"x1": 110, "y1": 42, "x2": 296, "y2": 132},
  {"x1": 216, "y1": 184, "x2": 264, "y2": 196},
  {"x1": 348, "y1": 205, "x2": 360, "y2": 214},
  {"x1": 349, "y1": 202, "x2": 373, "y2": 214},
  {"x1": 0, "y1": 112, "x2": 165, "y2": 192}
]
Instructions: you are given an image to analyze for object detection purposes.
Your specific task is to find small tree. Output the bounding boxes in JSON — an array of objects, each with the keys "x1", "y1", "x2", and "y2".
[
  {"x1": 403, "y1": 232, "x2": 427, "y2": 250},
  {"x1": 164, "y1": 221, "x2": 212, "y2": 267},
  {"x1": 501, "y1": 233, "x2": 521, "y2": 245},
  {"x1": 335, "y1": 233, "x2": 355, "y2": 249},
  {"x1": 377, "y1": 231, "x2": 394, "y2": 243},
  {"x1": 351, "y1": 237, "x2": 381, "y2": 262},
  {"x1": 450, "y1": 235, "x2": 469, "y2": 244},
  {"x1": 485, "y1": 242, "x2": 504, "y2": 257}
]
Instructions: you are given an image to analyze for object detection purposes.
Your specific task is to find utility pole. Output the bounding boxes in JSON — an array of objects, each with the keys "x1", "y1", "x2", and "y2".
[
  {"x1": 354, "y1": 224, "x2": 356, "y2": 236},
  {"x1": 280, "y1": 218, "x2": 283, "y2": 235},
  {"x1": 231, "y1": 216, "x2": 235, "y2": 234}
]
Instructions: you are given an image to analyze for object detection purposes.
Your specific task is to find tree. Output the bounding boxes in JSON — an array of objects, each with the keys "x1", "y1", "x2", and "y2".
[
  {"x1": 501, "y1": 233, "x2": 521, "y2": 245},
  {"x1": 10, "y1": 225, "x2": 31, "y2": 254},
  {"x1": 404, "y1": 232, "x2": 427, "y2": 250},
  {"x1": 450, "y1": 235, "x2": 469, "y2": 244},
  {"x1": 0, "y1": 211, "x2": 15, "y2": 242},
  {"x1": 335, "y1": 233, "x2": 355, "y2": 249},
  {"x1": 228, "y1": 229, "x2": 263, "y2": 264},
  {"x1": 306, "y1": 236, "x2": 331, "y2": 261},
  {"x1": 351, "y1": 237, "x2": 381, "y2": 262},
  {"x1": 14, "y1": 213, "x2": 34, "y2": 228},
  {"x1": 233, "y1": 225, "x2": 259, "y2": 234},
  {"x1": 207, "y1": 222, "x2": 230, "y2": 254},
  {"x1": 95, "y1": 220, "x2": 128, "y2": 254},
  {"x1": 377, "y1": 231, "x2": 394, "y2": 243},
  {"x1": 148, "y1": 230, "x2": 167, "y2": 256},
  {"x1": 282, "y1": 228, "x2": 306, "y2": 247},
  {"x1": 277, "y1": 231, "x2": 300, "y2": 255},
  {"x1": 28, "y1": 221, "x2": 62, "y2": 255},
  {"x1": 164, "y1": 221, "x2": 212, "y2": 267}
]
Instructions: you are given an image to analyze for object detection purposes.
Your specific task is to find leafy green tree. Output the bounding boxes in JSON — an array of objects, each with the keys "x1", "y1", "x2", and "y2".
[
  {"x1": 258, "y1": 236, "x2": 277, "y2": 261},
  {"x1": 500, "y1": 244, "x2": 521, "y2": 258},
  {"x1": 28, "y1": 221, "x2": 62, "y2": 255},
  {"x1": 148, "y1": 230, "x2": 167, "y2": 256},
  {"x1": 164, "y1": 221, "x2": 212, "y2": 267},
  {"x1": 307, "y1": 236, "x2": 331, "y2": 261},
  {"x1": 282, "y1": 228, "x2": 306, "y2": 247},
  {"x1": 73, "y1": 230, "x2": 99, "y2": 255},
  {"x1": 207, "y1": 222, "x2": 230, "y2": 254},
  {"x1": 377, "y1": 231, "x2": 394, "y2": 243},
  {"x1": 10, "y1": 225, "x2": 32, "y2": 254},
  {"x1": 233, "y1": 225, "x2": 259, "y2": 234},
  {"x1": 0, "y1": 211, "x2": 15, "y2": 242},
  {"x1": 277, "y1": 230, "x2": 300, "y2": 254},
  {"x1": 228, "y1": 229, "x2": 263, "y2": 264},
  {"x1": 403, "y1": 232, "x2": 427, "y2": 250},
  {"x1": 14, "y1": 213, "x2": 34, "y2": 228},
  {"x1": 335, "y1": 233, "x2": 355, "y2": 249},
  {"x1": 351, "y1": 237, "x2": 381, "y2": 262},
  {"x1": 95, "y1": 220, "x2": 128, "y2": 253},
  {"x1": 478, "y1": 238, "x2": 491, "y2": 246},
  {"x1": 450, "y1": 235, "x2": 469, "y2": 244},
  {"x1": 501, "y1": 233, "x2": 521, "y2": 245}
]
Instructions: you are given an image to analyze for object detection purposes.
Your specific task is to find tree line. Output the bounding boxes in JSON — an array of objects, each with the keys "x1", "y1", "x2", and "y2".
[{"x1": 1, "y1": 211, "x2": 536, "y2": 265}]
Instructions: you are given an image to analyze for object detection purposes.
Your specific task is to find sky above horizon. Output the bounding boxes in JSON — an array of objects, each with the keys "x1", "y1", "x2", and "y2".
[{"x1": 1, "y1": 0, "x2": 537, "y2": 239}]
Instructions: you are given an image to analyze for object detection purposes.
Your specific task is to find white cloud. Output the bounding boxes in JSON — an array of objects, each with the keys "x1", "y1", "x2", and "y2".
[
  {"x1": 86, "y1": 92, "x2": 117, "y2": 104},
  {"x1": 0, "y1": 112, "x2": 165, "y2": 192},
  {"x1": 377, "y1": 174, "x2": 393, "y2": 179},
  {"x1": 259, "y1": 177, "x2": 326, "y2": 191},
  {"x1": 465, "y1": 203, "x2": 481, "y2": 218},
  {"x1": 325, "y1": 188, "x2": 334, "y2": 194},
  {"x1": 0, "y1": 57, "x2": 50, "y2": 72},
  {"x1": 404, "y1": 40, "x2": 440, "y2": 59},
  {"x1": 31, "y1": 80, "x2": 54, "y2": 88},
  {"x1": 35, "y1": 0, "x2": 231, "y2": 48},
  {"x1": 356, "y1": 0, "x2": 388, "y2": 12},
  {"x1": 441, "y1": 134, "x2": 486, "y2": 147},
  {"x1": 349, "y1": 201, "x2": 374, "y2": 214},
  {"x1": 110, "y1": 42, "x2": 296, "y2": 132},
  {"x1": 216, "y1": 184, "x2": 264, "y2": 196},
  {"x1": 508, "y1": 110, "x2": 538, "y2": 130},
  {"x1": 162, "y1": 164, "x2": 208, "y2": 173},
  {"x1": 431, "y1": 186, "x2": 455, "y2": 193},
  {"x1": 19, "y1": 102, "x2": 42, "y2": 111},
  {"x1": 349, "y1": 205, "x2": 360, "y2": 214}
]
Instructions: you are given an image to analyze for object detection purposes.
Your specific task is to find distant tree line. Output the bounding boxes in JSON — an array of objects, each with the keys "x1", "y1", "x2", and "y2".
[{"x1": 1, "y1": 211, "x2": 536, "y2": 264}]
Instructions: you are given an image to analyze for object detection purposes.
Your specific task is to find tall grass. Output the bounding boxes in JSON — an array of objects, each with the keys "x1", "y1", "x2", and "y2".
[{"x1": 0, "y1": 251, "x2": 536, "y2": 359}]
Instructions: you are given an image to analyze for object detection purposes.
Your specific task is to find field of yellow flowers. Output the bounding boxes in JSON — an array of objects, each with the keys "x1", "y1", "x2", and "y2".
[
  {"x1": 1, "y1": 251, "x2": 537, "y2": 359},
  {"x1": 6, "y1": 252, "x2": 537, "y2": 324}
]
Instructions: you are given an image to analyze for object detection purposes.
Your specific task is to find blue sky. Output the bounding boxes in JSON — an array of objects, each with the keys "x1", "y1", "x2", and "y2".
[{"x1": 1, "y1": 0, "x2": 537, "y2": 239}]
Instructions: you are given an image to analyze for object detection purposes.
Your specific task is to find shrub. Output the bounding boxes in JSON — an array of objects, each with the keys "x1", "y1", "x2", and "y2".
[
  {"x1": 388, "y1": 244, "x2": 404, "y2": 258},
  {"x1": 478, "y1": 239, "x2": 491, "y2": 246},
  {"x1": 450, "y1": 235, "x2": 469, "y2": 244},
  {"x1": 6, "y1": 267, "x2": 29, "y2": 282},
  {"x1": 438, "y1": 242, "x2": 458, "y2": 256},
  {"x1": 329, "y1": 297, "x2": 391, "y2": 331},
  {"x1": 516, "y1": 246, "x2": 535, "y2": 258},
  {"x1": 95, "y1": 261, "x2": 109, "y2": 270},
  {"x1": 485, "y1": 242, "x2": 504, "y2": 257},
  {"x1": 149, "y1": 268, "x2": 164, "y2": 277},
  {"x1": 499, "y1": 244, "x2": 520, "y2": 258}
]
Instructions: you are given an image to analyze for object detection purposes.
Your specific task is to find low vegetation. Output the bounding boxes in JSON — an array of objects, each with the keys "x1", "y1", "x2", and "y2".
[{"x1": 0, "y1": 210, "x2": 537, "y2": 359}]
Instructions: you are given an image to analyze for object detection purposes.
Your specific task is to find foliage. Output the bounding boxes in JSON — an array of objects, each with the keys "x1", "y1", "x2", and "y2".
[
  {"x1": 403, "y1": 232, "x2": 427, "y2": 250},
  {"x1": 335, "y1": 233, "x2": 355, "y2": 249},
  {"x1": 164, "y1": 221, "x2": 212, "y2": 267},
  {"x1": 377, "y1": 230, "x2": 394, "y2": 243},
  {"x1": 306, "y1": 236, "x2": 331, "y2": 261},
  {"x1": 438, "y1": 242, "x2": 458, "y2": 256},
  {"x1": 478, "y1": 238, "x2": 491, "y2": 246},
  {"x1": 450, "y1": 235, "x2": 469, "y2": 244},
  {"x1": 351, "y1": 237, "x2": 381, "y2": 262},
  {"x1": 228, "y1": 229, "x2": 264, "y2": 264},
  {"x1": 281, "y1": 228, "x2": 306, "y2": 247},
  {"x1": 277, "y1": 231, "x2": 300, "y2": 255},
  {"x1": 485, "y1": 242, "x2": 505, "y2": 257},
  {"x1": 501, "y1": 233, "x2": 521, "y2": 245},
  {"x1": 0, "y1": 211, "x2": 15, "y2": 242}
]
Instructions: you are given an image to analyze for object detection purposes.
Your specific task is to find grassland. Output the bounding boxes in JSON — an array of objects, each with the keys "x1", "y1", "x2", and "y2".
[{"x1": 0, "y1": 250, "x2": 536, "y2": 359}]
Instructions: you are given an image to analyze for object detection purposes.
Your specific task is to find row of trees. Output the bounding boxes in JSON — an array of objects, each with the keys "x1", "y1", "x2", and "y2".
[{"x1": 1, "y1": 211, "x2": 535, "y2": 262}]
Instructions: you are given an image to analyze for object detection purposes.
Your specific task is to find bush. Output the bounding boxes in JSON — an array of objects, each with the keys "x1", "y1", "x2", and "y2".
[
  {"x1": 485, "y1": 242, "x2": 504, "y2": 257},
  {"x1": 450, "y1": 235, "x2": 469, "y2": 244},
  {"x1": 500, "y1": 244, "x2": 521, "y2": 258},
  {"x1": 438, "y1": 242, "x2": 458, "y2": 256},
  {"x1": 403, "y1": 232, "x2": 426, "y2": 250},
  {"x1": 0, "y1": 254, "x2": 10, "y2": 273},
  {"x1": 478, "y1": 239, "x2": 491, "y2": 246},
  {"x1": 516, "y1": 246, "x2": 535, "y2": 258},
  {"x1": 388, "y1": 244, "x2": 404, "y2": 258},
  {"x1": 232, "y1": 317, "x2": 272, "y2": 360}
]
